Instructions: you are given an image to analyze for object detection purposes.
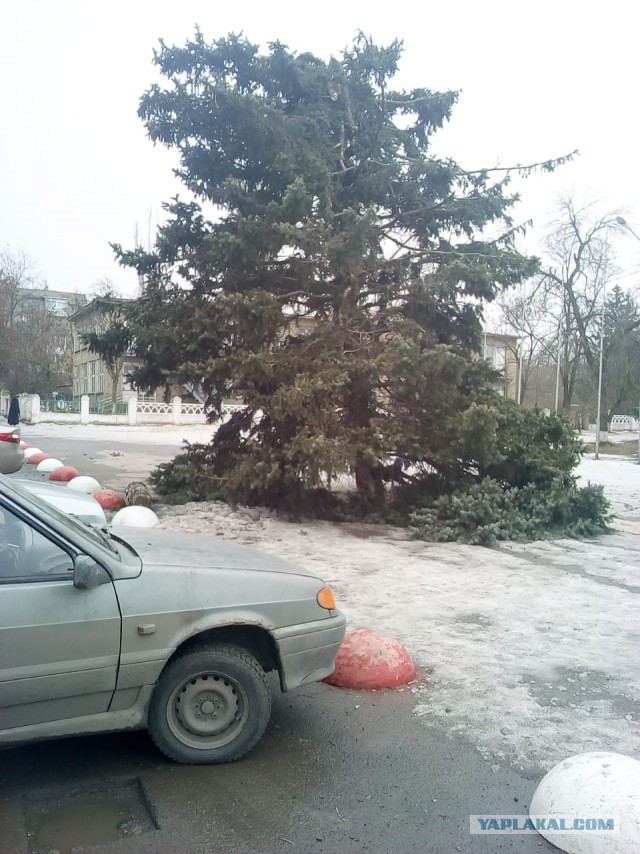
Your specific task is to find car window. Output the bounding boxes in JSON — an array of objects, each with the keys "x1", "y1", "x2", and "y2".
[
  {"x1": 5, "y1": 477, "x2": 118, "y2": 557},
  {"x1": 0, "y1": 505, "x2": 74, "y2": 581}
]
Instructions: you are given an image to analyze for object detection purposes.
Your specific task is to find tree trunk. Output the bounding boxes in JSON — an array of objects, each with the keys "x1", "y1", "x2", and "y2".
[
  {"x1": 110, "y1": 370, "x2": 118, "y2": 414},
  {"x1": 354, "y1": 458, "x2": 385, "y2": 507}
]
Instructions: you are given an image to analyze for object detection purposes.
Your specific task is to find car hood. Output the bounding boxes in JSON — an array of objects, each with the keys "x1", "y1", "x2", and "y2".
[
  {"x1": 112, "y1": 527, "x2": 318, "y2": 578},
  {"x1": 16, "y1": 479, "x2": 107, "y2": 526}
]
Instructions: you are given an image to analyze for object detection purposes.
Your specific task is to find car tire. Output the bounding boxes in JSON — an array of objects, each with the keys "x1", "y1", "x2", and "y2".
[{"x1": 147, "y1": 644, "x2": 272, "y2": 765}]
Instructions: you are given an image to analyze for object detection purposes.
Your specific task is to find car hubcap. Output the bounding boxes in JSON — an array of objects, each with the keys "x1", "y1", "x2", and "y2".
[{"x1": 167, "y1": 672, "x2": 248, "y2": 749}]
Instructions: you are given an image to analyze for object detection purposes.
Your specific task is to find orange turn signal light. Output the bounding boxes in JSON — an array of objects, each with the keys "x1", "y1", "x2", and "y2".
[{"x1": 316, "y1": 586, "x2": 336, "y2": 610}]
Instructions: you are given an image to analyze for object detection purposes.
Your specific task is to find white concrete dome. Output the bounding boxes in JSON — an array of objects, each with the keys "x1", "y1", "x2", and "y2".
[
  {"x1": 67, "y1": 476, "x2": 101, "y2": 493},
  {"x1": 23, "y1": 447, "x2": 43, "y2": 460},
  {"x1": 530, "y1": 751, "x2": 640, "y2": 854},
  {"x1": 110, "y1": 506, "x2": 159, "y2": 529},
  {"x1": 36, "y1": 458, "x2": 64, "y2": 473}
]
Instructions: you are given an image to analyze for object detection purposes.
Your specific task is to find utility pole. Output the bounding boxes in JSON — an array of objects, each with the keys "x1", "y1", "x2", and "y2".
[
  {"x1": 517, "y1": 349, "x2": 523, "y2": 405},
  {"x1": 594, "y1": 293, "x2": 606, "y2": 460},
  {"x1": 554, "y1": 321, "x2": 562, "y2": 414}
]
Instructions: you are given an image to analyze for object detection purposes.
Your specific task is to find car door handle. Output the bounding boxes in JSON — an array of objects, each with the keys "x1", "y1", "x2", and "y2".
[{"x1": 138, "y1": 624, "x2": 156, "y2": 636}]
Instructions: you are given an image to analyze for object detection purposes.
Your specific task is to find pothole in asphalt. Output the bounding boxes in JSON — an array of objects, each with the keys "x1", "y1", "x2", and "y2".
[{"x1": 23, "y1": 777, "x2": 157, "y2": 854}]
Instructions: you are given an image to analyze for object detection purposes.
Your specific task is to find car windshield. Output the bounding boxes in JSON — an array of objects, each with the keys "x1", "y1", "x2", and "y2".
[{"x1": 0, "y1": 475, "x2": 118, "y2": 556}]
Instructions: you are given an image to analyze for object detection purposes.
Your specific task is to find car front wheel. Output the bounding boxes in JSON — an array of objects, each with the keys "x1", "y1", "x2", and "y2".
[{"x1": 148, "y1": 644, "x2": 272, "y2": 764}]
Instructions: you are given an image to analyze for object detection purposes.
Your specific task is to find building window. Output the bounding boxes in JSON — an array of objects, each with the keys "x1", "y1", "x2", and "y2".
[
  {"x1": 486, "y1": 345, "x2": 506, "y2": 371},
  {"x1": 89, "y1": 360, "x2": 97, "y2": 394}
]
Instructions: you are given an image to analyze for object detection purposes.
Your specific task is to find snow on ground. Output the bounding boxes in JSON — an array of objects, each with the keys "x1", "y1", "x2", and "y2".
[
  {"x1": 20, "y1": 422, "x2": 217, "y2": 447},
  {"x1": 577, "y1": 454, "x2": 640, "y2": 529},
  {"x1": 19, "y1": 420, "x2": 640, "y2": 772},
  {"x1": 155, "y1": 454, "x2": 640, "y2": 774},
  {"x1": 580, "y1": 429, "x2": 639, "y2": 445}
]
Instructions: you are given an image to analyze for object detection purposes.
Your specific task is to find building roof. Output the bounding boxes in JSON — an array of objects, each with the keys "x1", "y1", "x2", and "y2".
[
  {"x1": 67, "y1": 295, "x2": 133, "y2": 323},
  {"x1": 17, "y1": 287, "x2": 87, "y2": 316},
  {"x1": 485, "y1": 331, "x2": 519, "y2": 345}
]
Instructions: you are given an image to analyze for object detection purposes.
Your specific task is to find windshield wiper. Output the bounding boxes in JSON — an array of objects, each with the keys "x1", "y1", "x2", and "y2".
[
  {"x1": 90, "y1": 524, "x2": 119, "y2": 554},
  {"x1": 108, "y1": 531, "x2": 140, "y2": 558},
  {"x1": 69, "y1": 515, "x2": 119, "y2": 555}
]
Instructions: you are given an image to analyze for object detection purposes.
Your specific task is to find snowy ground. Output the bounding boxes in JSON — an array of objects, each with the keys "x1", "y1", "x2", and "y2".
[
  {"x1": 20, "y1": 421, "x2": 640, "y2": 774},
  {"x1": 155, "y1": 453, "x2": 640, "y2": 775},
  {"x1": 580, "y1": 428, "x2": 640, "y2": 446},
  {"x1": 21, "y1": 422, "x2": 218, "y2": 447}
]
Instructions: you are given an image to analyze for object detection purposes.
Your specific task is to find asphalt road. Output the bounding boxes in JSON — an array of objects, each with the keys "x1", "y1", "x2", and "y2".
[
  {"x1": 0, "y1": 683, "x2": 557, "y2": 854},
  {"x1": 13, "y1": 435, "x2": 178, "y2": 491},
  {"x1": 2, "y1": 431, "x2": 558, "y2": 852}
]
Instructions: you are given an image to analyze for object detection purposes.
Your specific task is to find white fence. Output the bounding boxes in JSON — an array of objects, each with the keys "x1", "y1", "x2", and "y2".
[
  {"x1": 609, "y1": 414, "x2": 639, "y2": 431},
  {"x1": 19, "y1": 394, "x2": 244, "y2": 426},
  {"x1": 0, "y1": 390, "x2": 9, "y2": 418}
]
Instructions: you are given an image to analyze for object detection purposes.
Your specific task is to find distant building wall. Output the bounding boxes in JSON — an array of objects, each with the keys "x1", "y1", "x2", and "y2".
[
  {"x1": 69, "y1": 298, "x2": 192, "y2": 405},
  {"x1": 484, "y1": 332, "x2": 519, "y2": 401},
  {"x1": 17, "y1": 287, "x2": 86, "y2": 318}
]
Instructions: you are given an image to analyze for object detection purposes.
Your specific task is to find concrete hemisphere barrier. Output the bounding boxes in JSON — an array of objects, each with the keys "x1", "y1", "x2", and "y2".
[
  {"x1": 111, "y1": 506, "x2": 160, "y2": 528},
  {"x1": 323, "y1": 629, "x2": 416, "y2": 689},
  {"x1": 26, "y1": 452, "x2": 49, "y2": 465},
  {"x1": 36, "y1": 458, "x2": 64, "y2": 473},
  {"x1": 49, "y1": 466, "x2": 81, "y2": 482},
  {"x1": 92, "y1": 489, "x2": 126, "y2": 511},
  {"x1": 67, "y1": 476, "x2": 101, "y2": 493},
  {"x1": 529, "y1": 751, "x2": 640, "y2": 853}
]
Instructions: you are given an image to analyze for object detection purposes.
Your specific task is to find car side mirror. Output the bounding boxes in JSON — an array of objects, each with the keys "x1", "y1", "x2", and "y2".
[{"x1": 74, "y1": 555, "x2": 109, "y2": 590}]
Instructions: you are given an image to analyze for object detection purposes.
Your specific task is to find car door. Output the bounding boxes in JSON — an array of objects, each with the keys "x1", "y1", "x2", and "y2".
[{"x1": 0, "y1": 501, "x2": 121, "y2": 730}]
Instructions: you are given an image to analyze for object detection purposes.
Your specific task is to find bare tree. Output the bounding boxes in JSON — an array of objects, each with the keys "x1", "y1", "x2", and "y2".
[
  {"x1": 0, "y1": 247, "x2": 83, "y2": 397},
  {"x1": 543, "y1": 198, "x2": 623, "y2": 388},
  {"x1": 0, "y1": 247, "x2": 37, "y2": 330},
  {"x1": 0, "y1": 248, "x2": 39, "y2": 392},
  {"x1": 499, "y1": 198, "x2": 629, "y2": 415},
  {"x1": 90, "y1": 277, "x2": 122, "y2": 298},
  {"x1": 498, "y1": 279, "x2": 553, "y2": 402}
]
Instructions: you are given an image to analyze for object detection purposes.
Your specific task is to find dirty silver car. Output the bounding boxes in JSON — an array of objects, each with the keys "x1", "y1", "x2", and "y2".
[
  {"x1": 0, "y1": 475, "x2": 346, "y2": 764},
  {"x1": 0, "y1": 417, "x2": 23, "y2": 475}
]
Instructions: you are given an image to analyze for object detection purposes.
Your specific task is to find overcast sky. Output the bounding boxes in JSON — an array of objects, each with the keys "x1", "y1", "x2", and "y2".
[{"x1": 1, "y1": 0, "x2": 638, "y2": 297}]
